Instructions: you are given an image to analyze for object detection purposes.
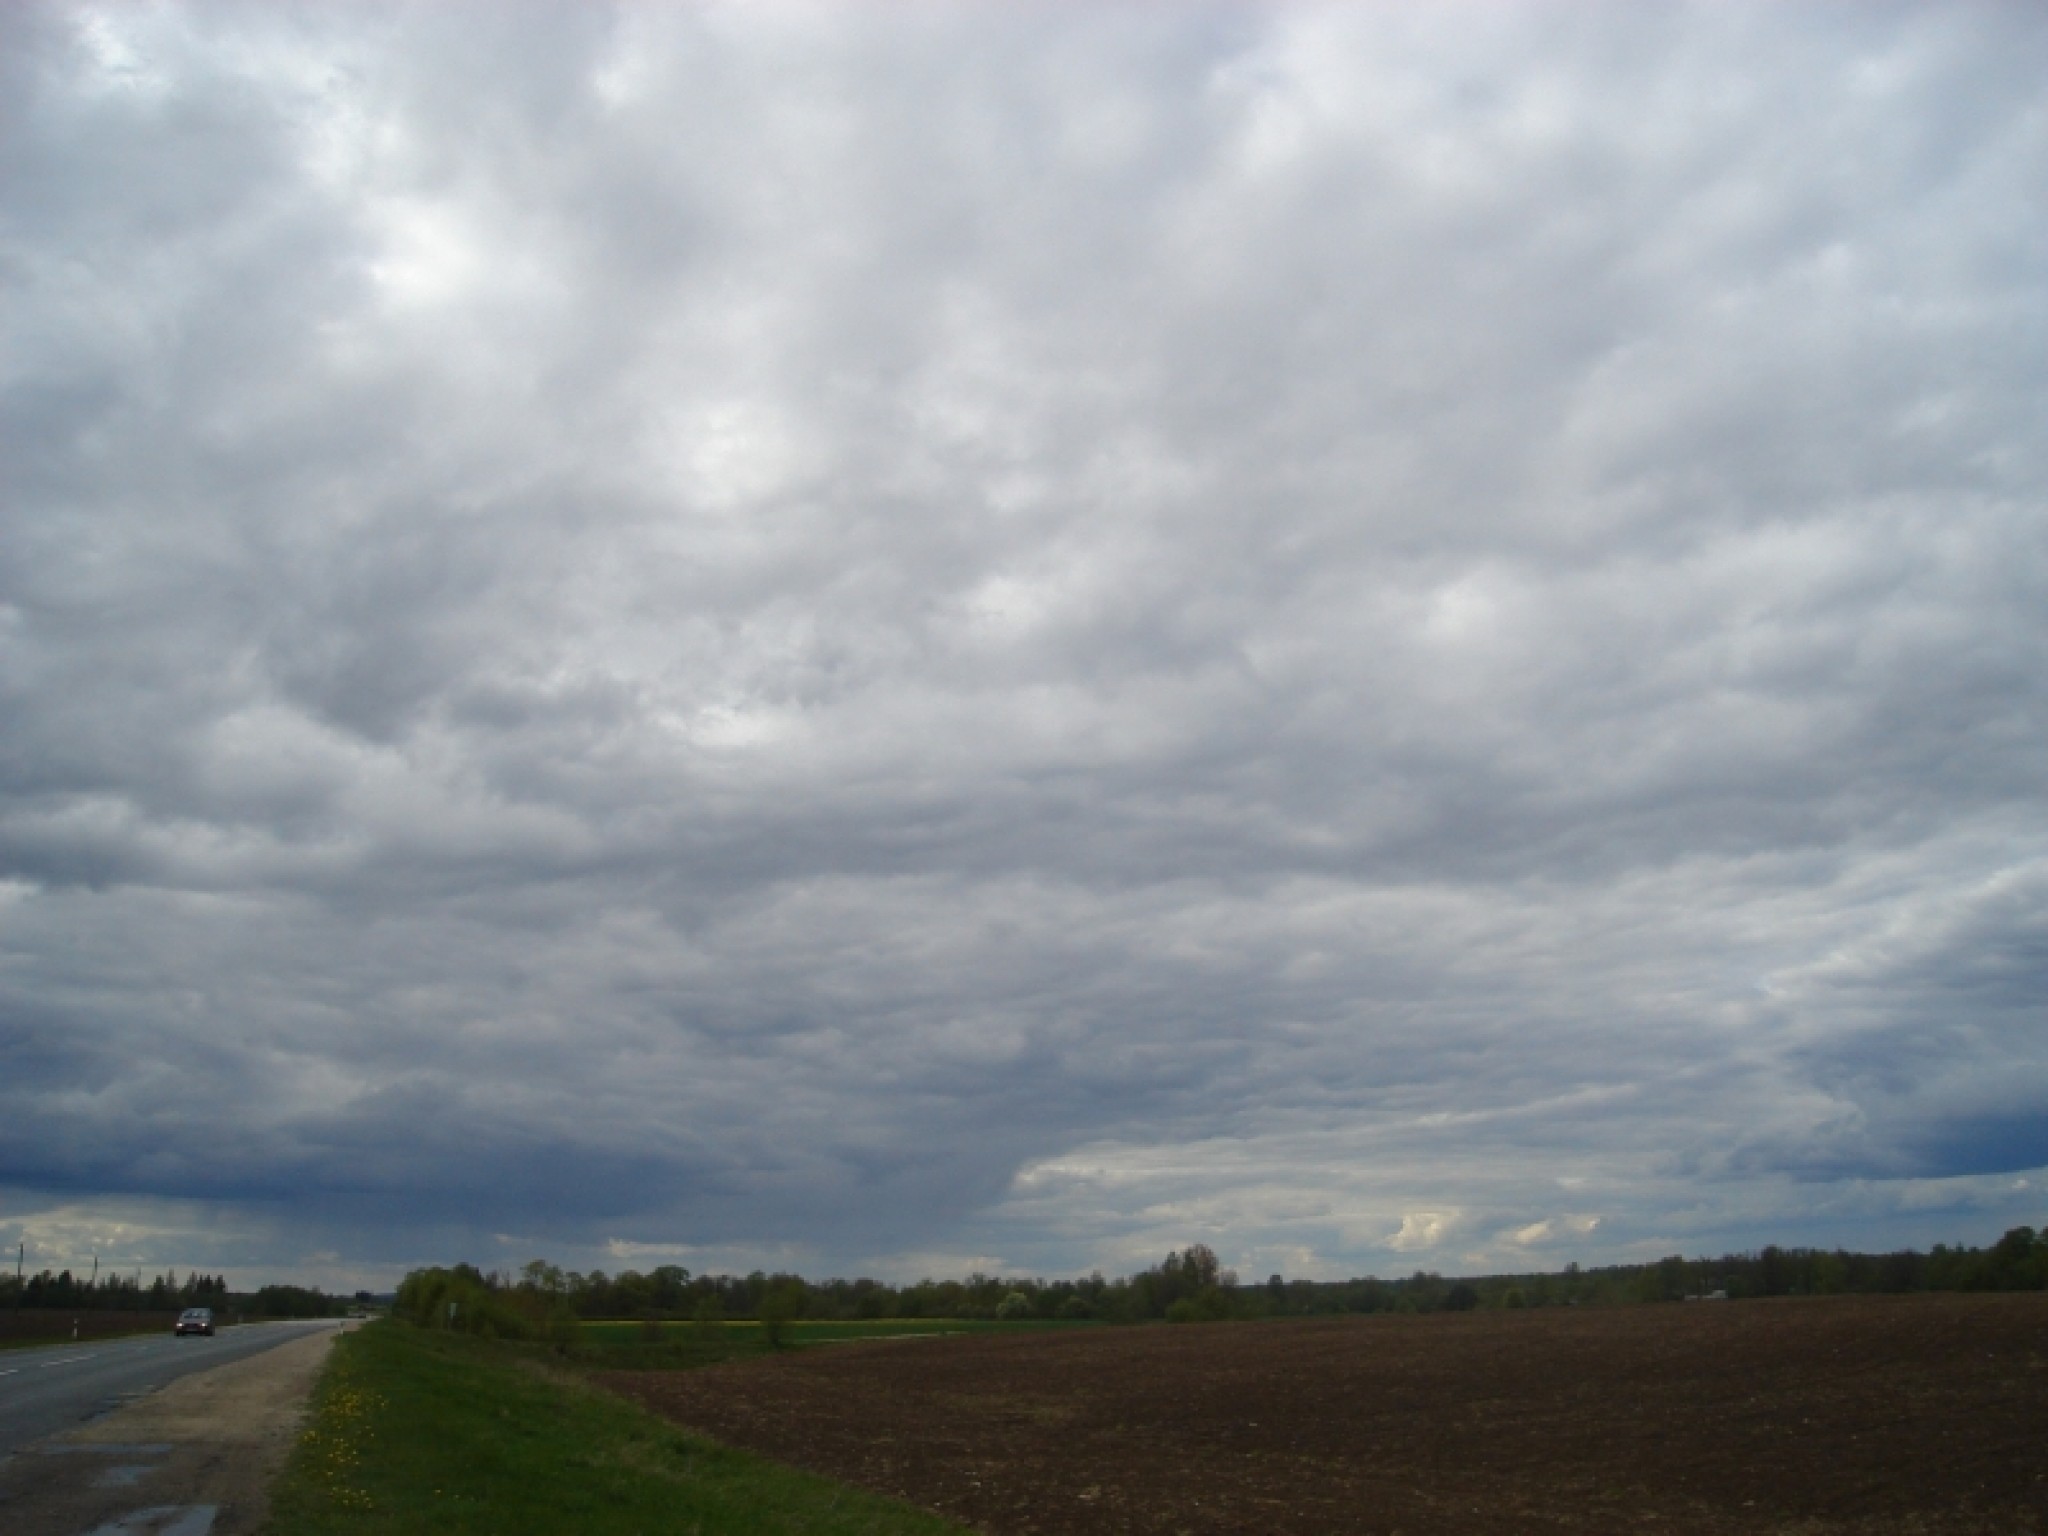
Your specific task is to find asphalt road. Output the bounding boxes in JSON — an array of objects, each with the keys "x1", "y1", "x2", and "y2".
[{"x1": 0, "y1": 1320, "x2": 341, "y2": 1457}]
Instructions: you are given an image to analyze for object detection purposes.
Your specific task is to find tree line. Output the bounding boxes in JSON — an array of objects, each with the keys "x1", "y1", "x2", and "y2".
[
  {"x1": 394, "y1": 1223, "x2": 2048, "y2": 1338},
  {"x1": 1, "y1": 1267, "x2": 355, "y2": 1319}
]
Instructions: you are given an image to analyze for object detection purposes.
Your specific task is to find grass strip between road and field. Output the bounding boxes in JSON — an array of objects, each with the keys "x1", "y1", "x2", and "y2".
[
  {"x1": 265, "y1": 1319, "x2": 970, "y2": 1536},
  {"x1": 0, "y1": 1329, "x2": 155, "y2": 1351}
]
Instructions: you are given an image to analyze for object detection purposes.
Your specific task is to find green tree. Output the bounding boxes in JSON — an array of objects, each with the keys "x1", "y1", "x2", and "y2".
[{"x1": 757, "y1": 1281, "x2": 806, "y2": 1348}]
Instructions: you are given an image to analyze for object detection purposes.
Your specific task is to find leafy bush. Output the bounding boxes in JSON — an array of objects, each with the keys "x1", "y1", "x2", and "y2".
[
  {"x1": 1165, "y1": 1285, "x2": 1234, "y2": 1323},
  {"x1": 393, "y1": 1265, "x2": 529, "y2": 1339}
]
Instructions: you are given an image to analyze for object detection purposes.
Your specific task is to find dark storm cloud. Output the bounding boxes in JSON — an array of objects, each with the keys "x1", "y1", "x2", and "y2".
[
  {"x1": 1733, "y1": 865, "x2": 2048, "y2": 1183},
  {"x1": 2, "y1": 1, "x2": 2044, "y2": 1286}
]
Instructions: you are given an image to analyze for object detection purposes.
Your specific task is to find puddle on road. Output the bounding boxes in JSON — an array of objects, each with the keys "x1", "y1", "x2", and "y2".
[
  {"x1": 82, "y1": 1388, "x2": 163, "y2": 1424},
  {"x1": 32, "y1": 1442, "x2": 172, "y2": 1457},
  {"x1": 29, "y1": 1441, "x2": 174, "y2": 1491},
  {"x1": 82, "y1": 1505, "x2": 218, "y2": 1535}
]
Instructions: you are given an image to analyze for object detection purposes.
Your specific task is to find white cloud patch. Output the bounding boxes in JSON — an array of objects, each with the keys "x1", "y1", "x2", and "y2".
[{"x1": 1390, "y1": 1213, "x2": 1457, "y2": 1254}]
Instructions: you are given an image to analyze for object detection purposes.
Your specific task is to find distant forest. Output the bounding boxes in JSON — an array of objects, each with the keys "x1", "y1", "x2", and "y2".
[
  {"x1": 398, "y1": 1223, "x2": 2048, "y2": 1336},
  {"x1": 1, "y1": 1266, "x2": 357, "y2": 1320}
]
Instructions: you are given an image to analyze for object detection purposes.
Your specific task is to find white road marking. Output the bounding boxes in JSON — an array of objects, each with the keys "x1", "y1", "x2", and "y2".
[{"x1": 37, "y1": 1354, "x2": 93, "y2": 1368}]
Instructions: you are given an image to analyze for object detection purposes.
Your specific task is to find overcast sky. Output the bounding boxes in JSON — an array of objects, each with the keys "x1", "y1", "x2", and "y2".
[{"x1": 3, "y1": 1, "x2": 2044, "y2": 1293}]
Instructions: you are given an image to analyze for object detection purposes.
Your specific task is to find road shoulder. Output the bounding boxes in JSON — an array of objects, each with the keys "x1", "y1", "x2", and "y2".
[{"x1": 0, "y1": 1327, "x2": 340, "y2": 1536}]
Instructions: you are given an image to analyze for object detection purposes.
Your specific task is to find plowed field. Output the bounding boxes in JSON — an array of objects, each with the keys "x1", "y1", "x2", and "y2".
[{"x1": 604, "y1": 1293, "x2": 2048, "y2": 1535}]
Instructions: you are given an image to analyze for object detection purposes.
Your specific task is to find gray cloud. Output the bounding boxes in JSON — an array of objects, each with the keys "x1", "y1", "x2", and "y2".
[{"x1": 2, "y1": 1, "x2": 2045, "y2": 1288}]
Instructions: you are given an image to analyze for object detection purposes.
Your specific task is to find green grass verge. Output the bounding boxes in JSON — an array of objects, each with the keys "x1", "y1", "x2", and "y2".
[{"x1": 265, "y1": 1319, "x2": 968, "y2": 1536}]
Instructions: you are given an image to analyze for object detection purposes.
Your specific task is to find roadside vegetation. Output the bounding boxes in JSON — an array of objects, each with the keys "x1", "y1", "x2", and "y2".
[{"x1": 264, "y1": 1318, "x2": 968, "y2": 1536}]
